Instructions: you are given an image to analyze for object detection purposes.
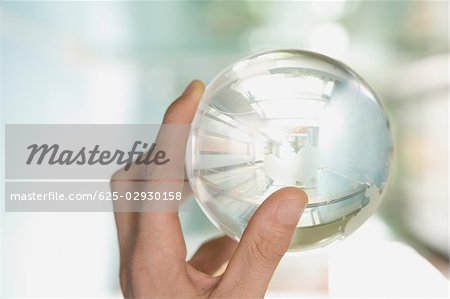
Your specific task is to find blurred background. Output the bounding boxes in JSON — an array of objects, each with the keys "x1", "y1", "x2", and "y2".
[{"x1": 1, "y1": 1, "x2": 448, "y2": 297}]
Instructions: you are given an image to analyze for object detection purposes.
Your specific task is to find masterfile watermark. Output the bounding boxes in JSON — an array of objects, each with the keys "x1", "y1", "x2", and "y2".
[
  {"x1": 26, "y1": 141, "x2": 170, "y2": 170},
  {"x1": 5, "y1": 124, "x2": 192, "y2": 212}
]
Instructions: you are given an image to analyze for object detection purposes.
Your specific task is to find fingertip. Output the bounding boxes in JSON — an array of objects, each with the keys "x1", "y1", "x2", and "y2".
[
  {"x1": 182, "y1": 79, "x2": 205, "y2": 97},
  {"x1": 192, "y1": 79, "x2": 205, "y2": 89},
  {"x1": 267, "y1": 187, "x2": 309, "y2": 206},
  {"x1": 163, "y1": 79, "x2": 205, "y2": 124}
]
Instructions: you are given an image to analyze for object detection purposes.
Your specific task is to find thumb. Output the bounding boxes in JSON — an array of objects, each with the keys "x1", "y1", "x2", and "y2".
[{"x1": 214, "y1": 187, "x2": 308, "y2": 298}]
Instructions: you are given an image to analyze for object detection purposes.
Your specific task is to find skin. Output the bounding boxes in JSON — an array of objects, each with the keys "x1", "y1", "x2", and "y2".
[{"x1": 111, "y1": 80, "x2": 309, "y2": 298}]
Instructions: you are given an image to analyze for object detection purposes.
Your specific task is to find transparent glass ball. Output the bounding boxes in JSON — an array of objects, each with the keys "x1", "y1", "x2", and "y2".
[{"x1": 186, "y1": 49, "x2": 393, "y2": 251}]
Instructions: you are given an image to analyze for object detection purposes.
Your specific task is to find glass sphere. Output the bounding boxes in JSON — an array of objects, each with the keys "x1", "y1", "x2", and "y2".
[{"x1": 186, "y1": 49, "x2": 393, "y2": 251}]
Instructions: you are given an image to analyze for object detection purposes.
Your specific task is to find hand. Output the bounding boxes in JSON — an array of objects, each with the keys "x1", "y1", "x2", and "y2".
[{"x1": 111, "y1": 80, "x2": 308, "y2": 298}]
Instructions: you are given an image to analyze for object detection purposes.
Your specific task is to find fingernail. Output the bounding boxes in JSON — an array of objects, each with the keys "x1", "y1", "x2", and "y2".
[
  {"x1": 277, "y1": 196, "x2": 307, "y2": 226},
  {"x1": 182, "y1": 80, "x2": 198, "y2": 96}
]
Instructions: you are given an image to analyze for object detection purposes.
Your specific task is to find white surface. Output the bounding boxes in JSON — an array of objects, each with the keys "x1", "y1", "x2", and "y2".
[
  {"x1": 265, "y1": 217, "x2": 449, "y2": 298},
  {"x1": 329, "y1": 241, "x2": 448, "y2": 297},
  {"x1": 265, "y1": 241, "x2": 449, "y2": 298}
]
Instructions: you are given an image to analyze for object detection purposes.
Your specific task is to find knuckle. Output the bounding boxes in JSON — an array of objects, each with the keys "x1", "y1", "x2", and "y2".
[
  {"x1": 110, "y1": 161, "x2": 144, "y2": 189},
  {"x1": 111, "y1": 168, "x2": 125, "y2": 182},
  {"x1": 163, "y1": 101, "x2": 181, "y2": 123},
  {"x1": 246, "y1": 227, "x2": 291, "y2": 267},
  {"x1": 110, "y1": 169, "x2": 126, "y2": 192},
  {"x1": 110, "y1": 167, "x2": 134, "y2": 193}
]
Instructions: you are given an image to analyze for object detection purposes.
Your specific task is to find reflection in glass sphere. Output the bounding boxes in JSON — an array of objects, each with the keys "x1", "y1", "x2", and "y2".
[{"x1": 186, "y1": 49, "x2": 393, "y2": 251}]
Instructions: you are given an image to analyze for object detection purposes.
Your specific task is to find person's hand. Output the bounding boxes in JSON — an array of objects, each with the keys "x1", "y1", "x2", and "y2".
[{"x1": 111, "y1": 80, "x2": 308, "y2": 298}]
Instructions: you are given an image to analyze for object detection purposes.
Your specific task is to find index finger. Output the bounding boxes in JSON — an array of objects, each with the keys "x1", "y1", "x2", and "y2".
[{"x1": 133, "y1": 80, "x2": 204, "y2": 267}]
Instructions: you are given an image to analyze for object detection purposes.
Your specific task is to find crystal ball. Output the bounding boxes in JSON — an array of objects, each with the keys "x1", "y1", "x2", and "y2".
[{"x1": 186, "y1": 49, "x2": 393, "y2": 251}]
